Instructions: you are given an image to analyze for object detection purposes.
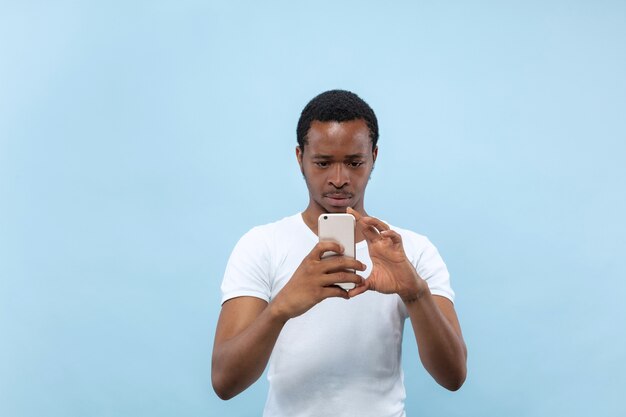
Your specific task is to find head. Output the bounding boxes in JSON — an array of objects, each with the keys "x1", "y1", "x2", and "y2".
[
  {"x1": 296, "y1": 90, "x2": 379, "y2": 216},
  {"x1": 296, "y1": 89, "x2": 379, "y2": 153}
]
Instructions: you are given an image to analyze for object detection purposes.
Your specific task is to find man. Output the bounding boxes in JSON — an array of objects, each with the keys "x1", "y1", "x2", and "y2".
[{"x1": 212, "y1": 90, "x2": 467, "y2": 416}]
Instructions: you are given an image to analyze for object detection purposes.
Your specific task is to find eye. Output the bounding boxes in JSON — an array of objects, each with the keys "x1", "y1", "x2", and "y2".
[
  {"x1": 315, "y1": 161, "x2": 329, "y2": 168},
  {"x1": 347, "y1": 161, "x2": 364, "y2": 168}
]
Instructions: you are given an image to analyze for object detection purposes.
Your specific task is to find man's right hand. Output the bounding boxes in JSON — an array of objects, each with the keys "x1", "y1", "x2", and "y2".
[
  {"x1": 269, "y1": 241, "x2": 367, "y2": 322},
  {"x1": 212, "y1": 242, "x2": 365, "y2": 400}
]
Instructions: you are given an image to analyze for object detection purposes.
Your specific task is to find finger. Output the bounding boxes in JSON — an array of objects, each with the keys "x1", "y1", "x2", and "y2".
[
  {"x1": 347, "y1": 207, "x2": 388, "y2": 240},
  {"x1": 356, "y1": 218, "x2": 382, "y2": 242},
  {"x1": 309, "y1": 241, "x2": 344, "y2": 260},
  {"x1": 319, "y1": 271, "x2": 364, "y2": 287},
  {"x1": 347, "y1": 206, "x2": 363, "y2": 220},
  {"x1": 320, "y1": 285, "x2": 350, "y2": 300},
  {"x1": 347, "y1": 280, "x2": 370, "y2": 298},
  {"x1": 380, "y1": 229, "x2": 402, "y2": 245},
  {"x1": 320, "y1": 256, "x2": 366, "y2": 273},
  {"x1": 361, "y1": 216, "x2": 390, "y2": 232}
]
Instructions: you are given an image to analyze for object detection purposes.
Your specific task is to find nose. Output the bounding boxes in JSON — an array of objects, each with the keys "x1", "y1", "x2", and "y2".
[{"x1": 328, "y1": 163, "x2": 349, "y2": 188}]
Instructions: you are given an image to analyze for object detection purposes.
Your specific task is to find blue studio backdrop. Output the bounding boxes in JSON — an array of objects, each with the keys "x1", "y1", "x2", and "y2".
[{"x1": 1, "y1": 1, "x2": 625, "y2": 416}]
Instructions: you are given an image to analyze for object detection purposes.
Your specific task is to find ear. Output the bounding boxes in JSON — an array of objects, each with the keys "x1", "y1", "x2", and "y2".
[
  {"x1": 296, "y1": 146, "x2": 304, "y2": 174},
  {"x1": 372, "y1": 146, "x2": 378, "y2": 164}
]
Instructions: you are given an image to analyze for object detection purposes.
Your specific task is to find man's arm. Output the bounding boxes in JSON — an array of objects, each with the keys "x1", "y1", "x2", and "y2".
[
  {"x1": 211, "y1": 241, "x2": 366, "y2": 400},
  {"x1": 347, "y1": 208, "x2": 467, "y2": 391},
  {"x1": 212, "y1": 296, "x2": 283, "y2": 400},
  {"x1": 405, "y1": 291, "x2": 467, "y2": 390}
]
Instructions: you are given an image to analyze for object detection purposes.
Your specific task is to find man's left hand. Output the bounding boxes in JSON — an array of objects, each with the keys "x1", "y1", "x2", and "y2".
[{"x1": 347, "y1": 207, "x2": 428, "y2": 302}]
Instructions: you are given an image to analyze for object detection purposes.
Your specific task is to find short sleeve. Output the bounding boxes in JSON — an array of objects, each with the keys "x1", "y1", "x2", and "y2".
[
  {"x1": 415, "y1": 237, "x2": 455, "y2": 303},
  {"x1": 221, "y1": 226, "x2": 273, "y2": 304}
]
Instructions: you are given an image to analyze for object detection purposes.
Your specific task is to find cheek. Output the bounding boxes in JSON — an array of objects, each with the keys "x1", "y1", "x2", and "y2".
[
  {"x1": 301, "y1": 168, "x2": 323, "y2": 188},
  {"x1": 302, "y1": 164, "x2": 321, "y2": 180},
  {"x1": 356, "y1": 168, "x2": 372, "y2": 182}
]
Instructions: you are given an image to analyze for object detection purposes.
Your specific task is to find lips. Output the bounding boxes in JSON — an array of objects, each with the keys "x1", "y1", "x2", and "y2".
[{"x1": 323, "y1": 192, "x2": 353, "y2": 206}]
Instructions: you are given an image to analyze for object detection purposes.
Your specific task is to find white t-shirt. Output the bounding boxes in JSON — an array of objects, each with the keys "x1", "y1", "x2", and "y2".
[{"x1": 221, "y1": 213, "x2": 454, "y2": 417}]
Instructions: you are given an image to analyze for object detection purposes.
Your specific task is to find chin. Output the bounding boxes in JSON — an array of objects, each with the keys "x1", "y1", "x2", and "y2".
[{"x1": 324, "y1": 205, "x2": 350, "y2": 213}]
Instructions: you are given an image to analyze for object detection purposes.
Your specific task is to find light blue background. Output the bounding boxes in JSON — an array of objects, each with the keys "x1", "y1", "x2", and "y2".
[{"x1": 1, "y1": 1, "x2": 625, "y2": 416}]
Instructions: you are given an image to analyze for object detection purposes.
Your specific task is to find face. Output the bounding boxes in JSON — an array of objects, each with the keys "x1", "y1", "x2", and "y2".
[{"x1": 297, "y1": 119, "x2": 377, "y2": 217}]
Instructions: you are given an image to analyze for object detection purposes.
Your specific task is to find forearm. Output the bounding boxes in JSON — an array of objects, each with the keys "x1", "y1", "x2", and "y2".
[
  {"x1": 211, "y1": 303, "x2": 287, "y2": 400},
  {"x1": 406, "y1": 289, "x2": 467, "y2": 391}
]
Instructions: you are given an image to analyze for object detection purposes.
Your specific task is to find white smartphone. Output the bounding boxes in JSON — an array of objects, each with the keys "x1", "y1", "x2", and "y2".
[{"x1": 318, "y1": 213, "x2": 356, "y2": 290}]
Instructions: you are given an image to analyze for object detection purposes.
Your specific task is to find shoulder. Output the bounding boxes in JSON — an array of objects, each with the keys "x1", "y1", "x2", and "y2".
[
  {"x1": 239, "y1": 213, "x2": 302, "y2": 242},
  {"x1": 388, "y1": 222, "x2": 454, "y2": 300},
  {"x1": 222, "y1": 214, "x2": 303, "y2": 301},
  {"x1": 387, "y1": 223, "x2": 447, "y2": 269},
  {"x1": 232, "y1": 213, "x2": 304, "y2": 255}
]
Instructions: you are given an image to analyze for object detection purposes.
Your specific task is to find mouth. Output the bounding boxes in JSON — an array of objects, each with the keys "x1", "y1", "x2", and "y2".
[{"x1": 323, "y1": 193, "x2": 353, "y2": 207}]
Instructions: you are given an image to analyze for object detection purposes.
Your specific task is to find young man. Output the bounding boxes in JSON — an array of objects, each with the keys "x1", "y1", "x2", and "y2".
[{"x1": 212, "y1": 90, "x2": 467, "y2": 416}]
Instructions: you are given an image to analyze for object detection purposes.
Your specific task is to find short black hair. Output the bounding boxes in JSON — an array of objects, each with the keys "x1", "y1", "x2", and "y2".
[{"x1": 296, "y1": 89, "x2": 379, "y2": 152}]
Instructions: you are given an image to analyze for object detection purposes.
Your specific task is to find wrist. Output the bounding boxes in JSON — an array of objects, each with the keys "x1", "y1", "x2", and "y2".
[
  {"x1": 400, "y1": 276, "x2": 430, "y2": 304},
  {"x1": 268, "y1": 298, "x2": 291, "y2": 325}
]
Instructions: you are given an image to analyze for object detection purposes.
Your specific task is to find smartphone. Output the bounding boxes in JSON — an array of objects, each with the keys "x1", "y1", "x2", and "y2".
[{"x1": 318, "y1": 213, "x2": 356, "y2": 290}]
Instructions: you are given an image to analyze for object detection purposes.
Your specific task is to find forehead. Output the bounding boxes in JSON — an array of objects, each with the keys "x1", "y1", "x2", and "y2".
[{"x1": 305, "y1": 119, "x2": 372, "y2": 155}]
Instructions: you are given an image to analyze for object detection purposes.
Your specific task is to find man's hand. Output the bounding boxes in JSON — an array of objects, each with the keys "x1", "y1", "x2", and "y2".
[
  {"x1": 213, "y1": 241, "x2": 366, "y2": 399},
  {"x1": 347, "y1": 207, "x2": 427, "y2": 302},
  {"x1": 270, "y1": 241, "x2": 367, "y2": 322},
  {"x1": 346, "y1": 207, "x2": 467, "y2": 390}
]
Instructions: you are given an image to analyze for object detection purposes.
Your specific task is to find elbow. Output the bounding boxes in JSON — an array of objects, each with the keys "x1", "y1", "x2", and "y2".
[
  {"x1": 212, "y1": 349, "x2": 239, "y2": 400},
  {"x1": 213, "y1": 388, "x2": 235, "y2": 401},
  {"x1": 211, "y1": 350, "x2": 260, "y2": 400},
  {"x1": 444, "y1": 375, "x2": 465, "y2": 392},
  {"x1": 444, "y1": 341, "x2": 468, "y2": 391},
  {"x1": 211, "y1": 361, "x2": 237, "y2": 400},
  {"x1": 443, "y1": 365, "x2": 467, "y2": 392},
  {"x1": 212, "y1": 373, "x2": 236, "y2": 401}
]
